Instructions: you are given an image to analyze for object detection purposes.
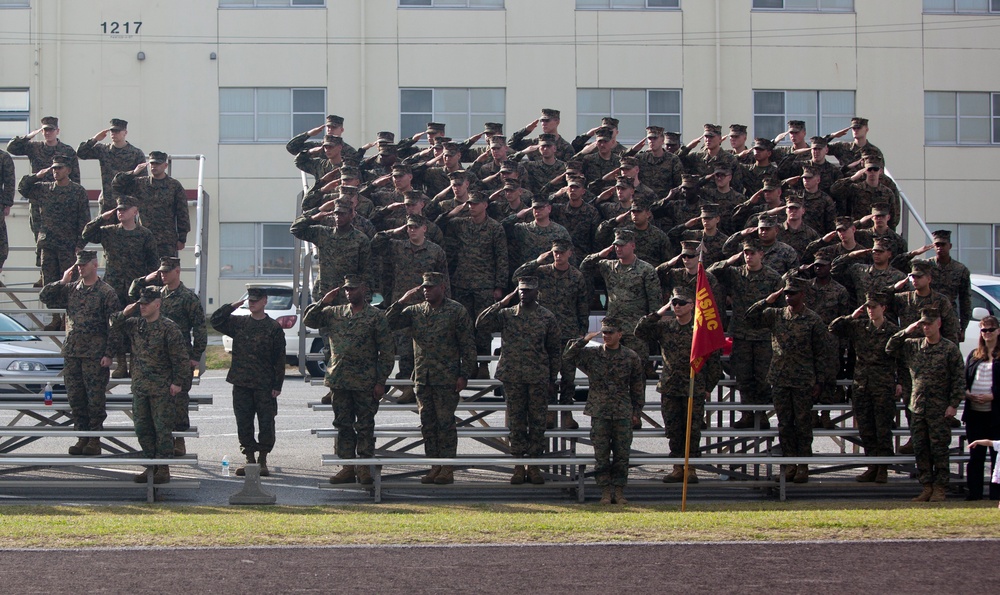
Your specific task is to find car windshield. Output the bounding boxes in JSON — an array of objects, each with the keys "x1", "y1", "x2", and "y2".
[
  {"x1": 0, "y1": 314, "x2": 32, "y2": 341},
  {"x1": 977, "y1": 283, "x2": 1000, "y2": 303},
  {"x1": 240, "y1": 290, "x2": 293, "y2": 311}
]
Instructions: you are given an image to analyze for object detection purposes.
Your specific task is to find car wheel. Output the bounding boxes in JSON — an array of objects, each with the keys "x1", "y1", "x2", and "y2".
[{"x1": 305, "y1": 338, "x2": 327, "y2": 378}]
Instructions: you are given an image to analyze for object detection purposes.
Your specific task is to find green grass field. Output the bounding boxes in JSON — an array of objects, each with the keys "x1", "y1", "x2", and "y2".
[{"x1": 1, "y1": 501, "x2": 997, "y2": 548}]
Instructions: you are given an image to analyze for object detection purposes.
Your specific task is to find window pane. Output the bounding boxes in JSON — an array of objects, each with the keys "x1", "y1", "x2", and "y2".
[
  {"x1": 400, "y1": 89, "x2": 432, "y2": 113},
  {"x1": 257, "y1": 88, "x2": 290, "y2": 113},
  {"x1": 648, "y1": 90, "x2": 680, "y2": 114},
  {"x1": 613, "y1": 89, "x2": 646, "y2": 113},
  {"x1": 578, "y1": 89, "x2": 611, "y2": 113},
  {"x1": 648, "y1": 114, "x2": 680, "y2": 133},
  {"x1": 293, "y1": 113, "x2": 324, "y2": 135},
  {"x1": 400, "y1": 0, "x2": 432, "y2": 6},
  {"x1": 220, "y1": 88, "x2": 253, "y2": 113},
  {"x1": 959, "y1": 117, "x2": 990, "y2": 143},
  {"x1": 292, "y1": 0, "x2": 326, "y2": 5},
  {"x1": 957, "y1": 0, "x2": 989, "y2": 11},
  {"x1": 400, "y1": 114, "x2": 428, "y2": 138},
  {"x1": 786, "y1": 91, "x2": 815, "y2": 116},
  {"x1": 925, "y1": 117, "x2": 957, "y2": 143},
  {"x1": 470, "y1": 88, "x2": 504, "y2": 112},
  {"x1": 754, "y1": 115, "x2": 786, "y2": 141},
  {"x1": 436, "y1": 89, "x2": 468, "y2": 113},
  {"x1": 959, "y1": 224, "x2": 991, "y2": 250},
  {"x1": 0, "y1": 120, "x2": 28, "y2": 140},
  {"x1": 923, "y1": 0, "x2": 954, "y2": 10},
  {"x1": 611, "y1": 0, "x2": 645, "y2": 8},
  {"x1": 261, "y1": 249, "x2": 294, "y2": 276},
  {"x1": 784, "y1": 0, "x2": 816, "y2": 9},
  {"x1": 293, "y1": 89, "x2": 325, "y2": 113},
  {"x1": 754, "y1": 91, "x2": 784, "y2": 114},
  {"x1": 577, "y1": 0, "x2": 609, "y2": 8},
  {"x1": 820, "y1": 90, "x2": 854, "y2": 115},
  {"x1": 220, "y1": 114, "x2": 254, "y2": 141},
  {"x1": 822, "y1": 0, "x2": 854, "y2": 9},
  {"x1": 646, "y1": 0, "x2": 679, "y2": 7},
  {"x1": 0, "y1": 90, "x2": 28, "y2": 110},
  {"x1": 959, "y1": 92, "x2": 990, "y2": 116},
  {"x1": 753, "y1": 0, "x2": 784, "y2": 7},
  {"x1": 257, "y1": 114, "x2": 289, "y2": 140},
  {"x1": 925, "y1": 92, "x2": 956, "y2": 116},
  {"x1": 438, "y1": 114, "x2": 469, "y2": 139},
  {"x1": 615, "y1": 115, "x2": 646, "y2": 142},
  {"x1": 468, "y1": 0, "x2": 505, "y2": 7}
]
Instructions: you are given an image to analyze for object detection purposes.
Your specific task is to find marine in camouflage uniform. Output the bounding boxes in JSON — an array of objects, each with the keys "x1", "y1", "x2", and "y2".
[
  {"x1": 746, "y1": 276, "x2": 834, "y2": 481},
  {"x1": 885, "y1": 307, "x2": 965, "y2": 498},
  {"x1": 830, "y1": 155, "x2": 901, "y2": 229},
  {"x1": 805, "y1": 255, "x2": 852, "y2": 417},
  {"x1": 594, "y1": 200, "x2": 673, "y2": 267},
  {"x1": 665, "y1": 204, "x2": 728, "y2": 266},
  {"x1": 635, "y1": 287, "x2": 723, "y2": 482},
  {"x1": 655, "y1": 241, "x2": 724, "y2": 305},
  {"x1": 476, "y1": 277, "x2": 561, "y2": 483},
  {"x1": 76, "y1": 118, "x2": 146, "y2": 213},
  {"x1": 386, "y1": 272, "x2": 478, "y2": 485},
  {"x1": 0, "y1": 149, "x2": 15, "y2": 270},
  {"x1": 893, "y1": 230, "x2": 972, "y2": 336},
  {"x1": 501, "y1": 196, "x2": 572, "y2": 267},
  {"x1": 891, "y1": 260, "x2": 961, "y2": 344},
  {"x1": 111, "y1": 151, "x2": 191, "y2": 259},
  {"x1": 290, "y1": 202, "x2": 371, "y2": 302},
  {"x1": 18, "y1": 155, "x2": 91, "y2": 285},
  {"x1": 285, "y1": 115, "x2": 359, "y2": 166},
  {"x1": 549, "y1": 178, "x2": 601, "y2": 266},
  {"x1": 564, "y1": 318, "x2": 645, "y2": 500},
  {"x1": 81, "y1": 195, "x2": 159, "y2": 307},
  {"x1": 38, "y1": 251, "x2": 120, "y2": 453},
  {"x1": 211, "y1": 288, "x2": 286, "y2": 473},
  {"x1": 129, "y1": 256, "x2": 207, "y2": 444},
  {"x1": 303, "y1": 276, "x2": 394, "y2": 485},
  {"x1": 111, "y1": 287, "x2": 189, "y2": 483},
  {"x1": 634, "y1": 126, "x2": 684, "y2": 196},
  {"x1": 515, "y1": 133, "x2": 567, "y2": 194},
  {"x1": 507, "y1": 109, "x2": 576, "y2": 163},
  {"x1": 677, "y1": 124, "x2": 744, "y2": 192},
  {"x1": 830, "y1": 237, "x2": 908, "y2": 307}
]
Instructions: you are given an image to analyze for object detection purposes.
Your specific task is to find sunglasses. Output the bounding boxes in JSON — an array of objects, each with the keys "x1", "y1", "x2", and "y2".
[
  {"x1": 670, "y1": 299, "x2": 690, "y2": 306},
  {"x1": 981, "y1": 327, "x2": 999, "y2": 333},
  {"x1": 872, "y1": 249, "x2": 887, "y2": 253},
  {"x1": 680, "y1": 253, "x2": 697, "y2": 259},
  {"x1": 866, "y1": 167, "x2": 881, "y2": 172}
]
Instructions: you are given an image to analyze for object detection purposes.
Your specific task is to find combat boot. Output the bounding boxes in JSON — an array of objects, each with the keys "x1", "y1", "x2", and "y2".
[
  {"x1": 258, "y1": 452, "x2": 270, "y2": 477},
  {"x1": 397, "y1": 386, "x2": 416, "y2": 404},
  {"x1": 111, "y1": 354, "x2": 129, "y2": 379},
  {"x1": 153, "y1": 465, "x2": 170, "y2": 484},
  {"x1": 356, "y1": 465, "x2": 373, "y2": 486},
  {"x1": 686, "y1": 467, "x2": 699, "y2": 484},
  {"x1": 812, "y1": 411, "x2": 823, "y2": 429},
  {"x1": 874, "y1": 465, "x2": 888, "y2": 484},
  {"x1": 755, "y1": 412, "x2": 771, "y2": 430},
  {"x1": 173, "y1": 437, "x2": 186, "y2": 457},
  {"x1": 561, "y1": 411, "x2": 579, "y2": 430},
  {"x1": 793, "y1": 464, "x2": 809, "y2": 484},
  {"x1": 68, "y1": 437, "x2": 88, "y2": 456},
  {"x1": 912, "y1": 484, "x2": 933, "y2": 502},
  {"x1": 732, "y1": 412, "x2": 754, "y2": 429},
  {"x1": 320, "y1": 391, "x2": 332, "y2": 405},
  {"x1": 476, "y1": 362, "x2": 491, "y2": 380},
  {"x1": 599, "y1": 486, "x2": 613, "y2": 505},
  {"x1": 421, "y1": 465, "x2": 441, "y2": 484},
  {"x1": 545, "y1": 411, "x2": 557, "y2": 429},
  {"x1": 897, "y1": 438, "x2": 914, "y2": 455},
  {"x1": 784, "y1": 464, "x2": 798, "y2": 481},
  {"x1": 613, "y1": 486, "x2": 628, "y2": 505},
  {"x1": 929, "y1": 485, "x2": 947, "y2": 502},
  {"x1": 510, "y1": 465, "x2": 526, "y2": 485},
  {"x1": 43, "y1": 314, "x2": 63, "y2": 332},
  {"x1": 82, "y1": 438, "x2": 102, "y2": 456},
  {"x1": 329, "y1": 465, "x2": 356, "y2": 484},
  {"x1": 820, "y1": 410, "x2": 835, "y2": 429},
  {"x1": 527, "y1": 466, "x2": 545, "y2": 485},
  {"x1": 433, "y1": 466, "x2": 454, "y2": 484},
  {"x1": 662, "y1": 465, "x2": 684, "y2": 483},
  {"x1": 133, "y1": 466, "x2": 152, "y2": 483},
  {"x1": 235, "y1": 452, "x2": 256, "y2": 477},
  {"x1": 855, "y1": 466, "x2": 877, "y2": 483}
]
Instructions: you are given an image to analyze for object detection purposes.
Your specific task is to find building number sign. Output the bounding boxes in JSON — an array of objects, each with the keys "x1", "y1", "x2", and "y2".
[{"x1": 100, "y1": 21, "x2": 142, "y2": 37}]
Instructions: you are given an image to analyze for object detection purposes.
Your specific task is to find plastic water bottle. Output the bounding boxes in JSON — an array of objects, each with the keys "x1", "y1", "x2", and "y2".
[
  {"x1": 43, "y1": 382, "x2": 53, "y2": 407},
  {"x1": 221, "y1": 455, "x2": 230, "y2": 477}
]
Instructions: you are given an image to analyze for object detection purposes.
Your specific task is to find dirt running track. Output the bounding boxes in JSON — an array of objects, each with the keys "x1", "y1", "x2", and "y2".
[{"x1": 2, "y1": 540, "x2": 998, "y2": 593}]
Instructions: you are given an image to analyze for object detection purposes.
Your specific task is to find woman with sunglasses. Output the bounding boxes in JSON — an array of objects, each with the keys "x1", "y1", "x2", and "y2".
[{"x1": 964, "y1": 315, "x2": 1000, "y2": 501}]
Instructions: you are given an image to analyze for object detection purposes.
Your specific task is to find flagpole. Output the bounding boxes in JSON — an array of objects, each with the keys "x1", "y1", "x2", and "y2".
[{"x1": 681, "y1": 244, "x2": 706, "y2": 513}]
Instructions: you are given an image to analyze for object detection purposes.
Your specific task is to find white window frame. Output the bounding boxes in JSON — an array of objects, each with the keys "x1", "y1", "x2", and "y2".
[
  {"x1": 575, "y1": 0, "x2": 680, "y2": 10},
  {"x1": 399, "y1": 88, "x2": 505, "y2": 142},
  {"x1": 577, "y1": 88, "x2": 682, "y2": 144},
  {"x1": 219, "y1": 0, "x2": 326, "y2": 8},
  {"x1": 752, "y1": 89, "x2": 855, "y2": 143},
  {"x1": 923, "y1": 0, "x2": 1000, "y2": 13},
  {"x1": 928, "y1": 223, "x2": 998, "y2": 275},
  {"x1": 925, "y1": 91, "x2": 1000, "y2": 145},
  {"x1": 220, "y1": 222, "x2": 295, "y2": 278},
  {"x1": 751, "y1": 0, "x2": 854, "y2": 11},
  {"x1": 398, "y1": 0, "x2": 504, "y2": 8},
  {"x1": 0, "y1": 1, "x2": 31, "y2": 8},
  {"x1": 219, "y1": 87, "x2": 326, "y2": 143},
  {"x1": 0, "y1": 89, "x2": 30, "y2": 143}
]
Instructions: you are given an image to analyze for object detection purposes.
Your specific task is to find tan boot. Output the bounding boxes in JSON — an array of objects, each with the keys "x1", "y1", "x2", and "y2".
[
  {"x1": 929, "y1": 485, "x2": 947, "y2": 502},
  {"x1": 356, "y1": 465, "x2": 373, "y2": 485},
  {"x1": 874, "y1": 465, "x2": 888, "y2": 484},
  {"x1": 662, "y1": 465, "x2": 684, "y2": 483},
  {"x1": 397, "y1": 386, "x2": 416, "y2": 404},
  {"x1": 82, "y1": 438, "x2": 102, "y2": 456},
  {"x1": 329, "y1": 465, "x2": 356, "y2": 484},
  {"x1": 510, "y1": 465, "x2": 526, "y2": 485},
  {"x1": 545, "y1": 411, "x2": 557, "y2": 429},
  {"x1": 421, "y1": 465, "x2": 441, "y2": 484},
  {"x1": 68, "y1": 437, "x2": 88, "y2": 456},
  {"x1": 133, "y1": 466, "x2": 152, "y2": 483},
  {"x1": 43, "y1": 314, "x2": 62, "y2": 332},
  {"x1": 784, "y1": 464, "x2": 798, "y2": 481},
  {"x1": 320, "y1": 391, "x2": 332, "y2": 405},
  {"x1": 856, "y1": 466, "x2": 877, "y2": 483},
  {"x1": 613, "y1": 486, "x2": 628, "y2": 505},
  {"x1": 111, "y1": 354, "x2": 130, "y2": 379},
  {"x1": 793, "y1": 464, "x2": 809, "y2": 484},
  {"x1": 897, "y1": 439, "x2": 914, "y2": 455},
  {"x1": 32, "y1": 275, "x2": 43, "y2": 288},
  {"x1": 173, "y1": 437, "x2": 186, "y2": 457},
  {"x1": 235, "y1": 452, "x2": 256, "y2": 477},
  {"x1": 599, "y1": 486, "x2": 613, "y2": 505},
  {"x1": 433, "y1": 466, "x2": 454, "y2": 484},
  {"x1": 527, "y1": 466, "x2": 545, "y2": 485},
  {"x1": 258, "y1": 452, "x2": 270, "y2": 477},
  {"x1": 561, "y1": 411, "x2": 579, "y2": 430},
  {"x1": 153, "y1": 465, "x2": 170, "y2": 484},
  {"x1": 686, "y1": 466, "x2": 699, "y2": 484},
  {"x1": 912, "y1": 484, "x2": 933, "y2": 502}
]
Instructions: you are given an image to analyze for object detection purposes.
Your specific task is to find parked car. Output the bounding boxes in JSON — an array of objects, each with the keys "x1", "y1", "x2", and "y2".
[
  {"x1": 0, "y1": 312, "x2": 64, "y2": 392},
  {"x1": 959, "y1": 274, "x2": 1000, "y2": 357}
]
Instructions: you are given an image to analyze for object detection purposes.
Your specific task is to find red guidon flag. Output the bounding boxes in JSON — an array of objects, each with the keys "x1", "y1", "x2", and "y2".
[{"x1": 690, "y1": 262, "x2": 726, "y2": 374}]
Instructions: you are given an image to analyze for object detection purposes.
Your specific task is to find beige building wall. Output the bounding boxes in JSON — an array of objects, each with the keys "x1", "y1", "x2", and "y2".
[{"x1": 1, "y1": 0, "x2": 998, "y2": 306}]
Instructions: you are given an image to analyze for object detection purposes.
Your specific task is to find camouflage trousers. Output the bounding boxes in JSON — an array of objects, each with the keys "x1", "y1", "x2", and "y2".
[
  {"x1": 504, "y1": 383, "x2": 549, "y2": 457},
  {"x1": 173, "y1": 367, "x2": 194, "y2": 432},
  {"x1": 233, "y1": 386, "x2": 277, "y2": 455},
  {"x1": 0, "y1": 219, "x2": 8, "y2": 269},
  {"x1": 394, "y1": 330, "x2": 415, "y2": 379},
  {"x1": 331, "y1": 388, "x2": 380, "y2": 459},
  {"x1": 772, "y1": 386, "x2": 814, "y2": 457},
  {"x1": 64, "y1": 356, "x2": 110, "y2": 431},
  {"x1": 620, "y1": 331, "x2": 649, "y2": 367},
  {"x1": 415, "y1": 384, "x2": 460, "y2": 458},
  {"x1": 660, "y1": 393, "x2": 705, "y2": 459},
  {"x1": 851, "y1": 379, "x2": 896, "y2": 457},
  {"x1": 454, "y1": 287, "x2": 496, "y2": 356},
  {"x1": 591, "y1": 417, "x2": 633, "y2": 487},
  {"x1": 554, "y1": 347, "x2": 578, "y2": 406},
  {"x1": 40, "y1": 246, "x2": 76, "y2": 285},
  {"x1": 133, "y1": 389, "x2": 175, "y2": 458},
  {"x1": 911, "y1": 411, "x2": 952, "y2": 487},
  {"x1": 155, "y1": 242, "x2": 178, "y2": 260},
  {"x1": 730, "y1": 338, "x2": 773, "y2": 405}
]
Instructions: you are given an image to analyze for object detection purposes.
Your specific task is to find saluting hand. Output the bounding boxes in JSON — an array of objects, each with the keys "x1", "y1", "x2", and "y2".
[{"x1": 321, "y1": 287, "x2": 340, "y2": 304}]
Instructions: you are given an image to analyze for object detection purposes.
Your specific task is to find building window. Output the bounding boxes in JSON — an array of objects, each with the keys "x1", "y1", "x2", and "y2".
[
  {"x1": 220, "y1": 223, "x2": 295, "y2": 278},
  {"x1": 399, "y1": 0, "x2": 504, "y2": 7},
  {"x1": 753, "y1": 90, "x2": 854, "y2": 142},
  {"x1": 219, "y1": 0, "x2": 325, "y2": 7},
  {"x1": 752, "y1": 0, "x2": 853, "y2": 10},
  {"x1": 577, "y1": 89, "x2": 682, "y2": 143},
  {"x1": 219, "y1": 88, "x2": 325, "y2": 143},
  {"x1": 925, "y1": 92, "x2": 999, "y2": 145},
  {"x1": 923, "y1": 0, "x2": 1000, "y2": 13},
  {"x1": 399, "y1": 88, "x2": 505, "y2": 141},
  {"x1": 927, "y1": 224, "x2": 999, "y2": 275},
  {"x1": 0, "y1": 89, "x2": 29, "y2": 142},
  {"x1": 576, "y1": 0, "x2": 680, "y2": 9}
]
